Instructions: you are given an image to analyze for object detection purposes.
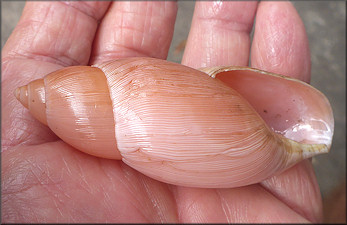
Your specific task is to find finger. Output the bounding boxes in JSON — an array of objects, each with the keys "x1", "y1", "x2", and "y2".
[
  {"x1": 250, "y1": 1, "x2": 321, "y2": 222},
  {"x1": 173, "y1": 185, "x2": 309, "y2": 223},
  {"x1": 2, "y1": 1, "x2": 110, "y2": 73},
  {"x1": 250, "y1": 1, "x2": 311, "y2": 83},
  {"x1": 261, "y1": 160, "x2": 323, "y2": 223},
  {"x1": 181, "y1": 1, "x2": 258, "y2": 68},
  {"x1": 2, "y1": 1, "x2": 110, "y2": 149},
  {"x1": 90, "y1": 1, "x2": 177, "y2": 64}
]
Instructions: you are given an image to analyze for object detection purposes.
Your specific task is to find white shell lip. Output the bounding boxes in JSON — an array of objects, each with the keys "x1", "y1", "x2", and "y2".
[{"x1": 199, "y1": 66, "x2": 334, "y2": 150}]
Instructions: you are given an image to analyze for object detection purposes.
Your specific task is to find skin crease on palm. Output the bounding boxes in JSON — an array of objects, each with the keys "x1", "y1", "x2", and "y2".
[{"x1": 1, "y1": 1, "x2": 323, "y2": 223}]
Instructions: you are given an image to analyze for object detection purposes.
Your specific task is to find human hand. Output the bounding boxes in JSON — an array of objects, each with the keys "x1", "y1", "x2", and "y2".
[{"x1": 2, "y1": 1, "x2": 322, "y2": 223}]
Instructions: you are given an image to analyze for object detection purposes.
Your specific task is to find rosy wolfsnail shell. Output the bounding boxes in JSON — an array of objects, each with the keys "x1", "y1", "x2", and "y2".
[{"x1": 14, "y1": 57, "x2": 334, "y2": 188}]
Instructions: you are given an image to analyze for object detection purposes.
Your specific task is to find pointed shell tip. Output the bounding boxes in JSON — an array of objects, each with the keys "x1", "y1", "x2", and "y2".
[{"x1": 14, "y1": 85, "x2": 29, "y2": 108}]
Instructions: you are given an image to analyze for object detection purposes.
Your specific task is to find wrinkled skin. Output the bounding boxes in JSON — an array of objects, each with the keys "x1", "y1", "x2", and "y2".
[{"x1": 2, "y1": 1, "x2": 322, "y2": 223}]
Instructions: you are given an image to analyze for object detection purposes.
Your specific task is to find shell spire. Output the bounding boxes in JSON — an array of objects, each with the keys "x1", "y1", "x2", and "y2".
[
  {"x1": 15, "y1": 79, "x2": 48, "y2": 126},
  {"x1": 15, "y1": 85, "x2": 28, "y2": 108}
]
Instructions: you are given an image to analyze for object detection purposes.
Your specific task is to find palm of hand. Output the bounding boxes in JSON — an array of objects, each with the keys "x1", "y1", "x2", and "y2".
[{"x1": 2, "y1": 1, "x2": 322, "y2": 223}]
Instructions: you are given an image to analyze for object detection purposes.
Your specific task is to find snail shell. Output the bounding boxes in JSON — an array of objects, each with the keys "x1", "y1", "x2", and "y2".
[{"x1": 15, "y1": 57, "x2": 334, "y2": 188}]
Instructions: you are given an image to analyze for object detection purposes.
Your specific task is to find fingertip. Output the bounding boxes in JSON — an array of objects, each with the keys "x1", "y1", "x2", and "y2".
[{"x1": 251, "y1": 1, "x2": 311, "y2": 83}]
